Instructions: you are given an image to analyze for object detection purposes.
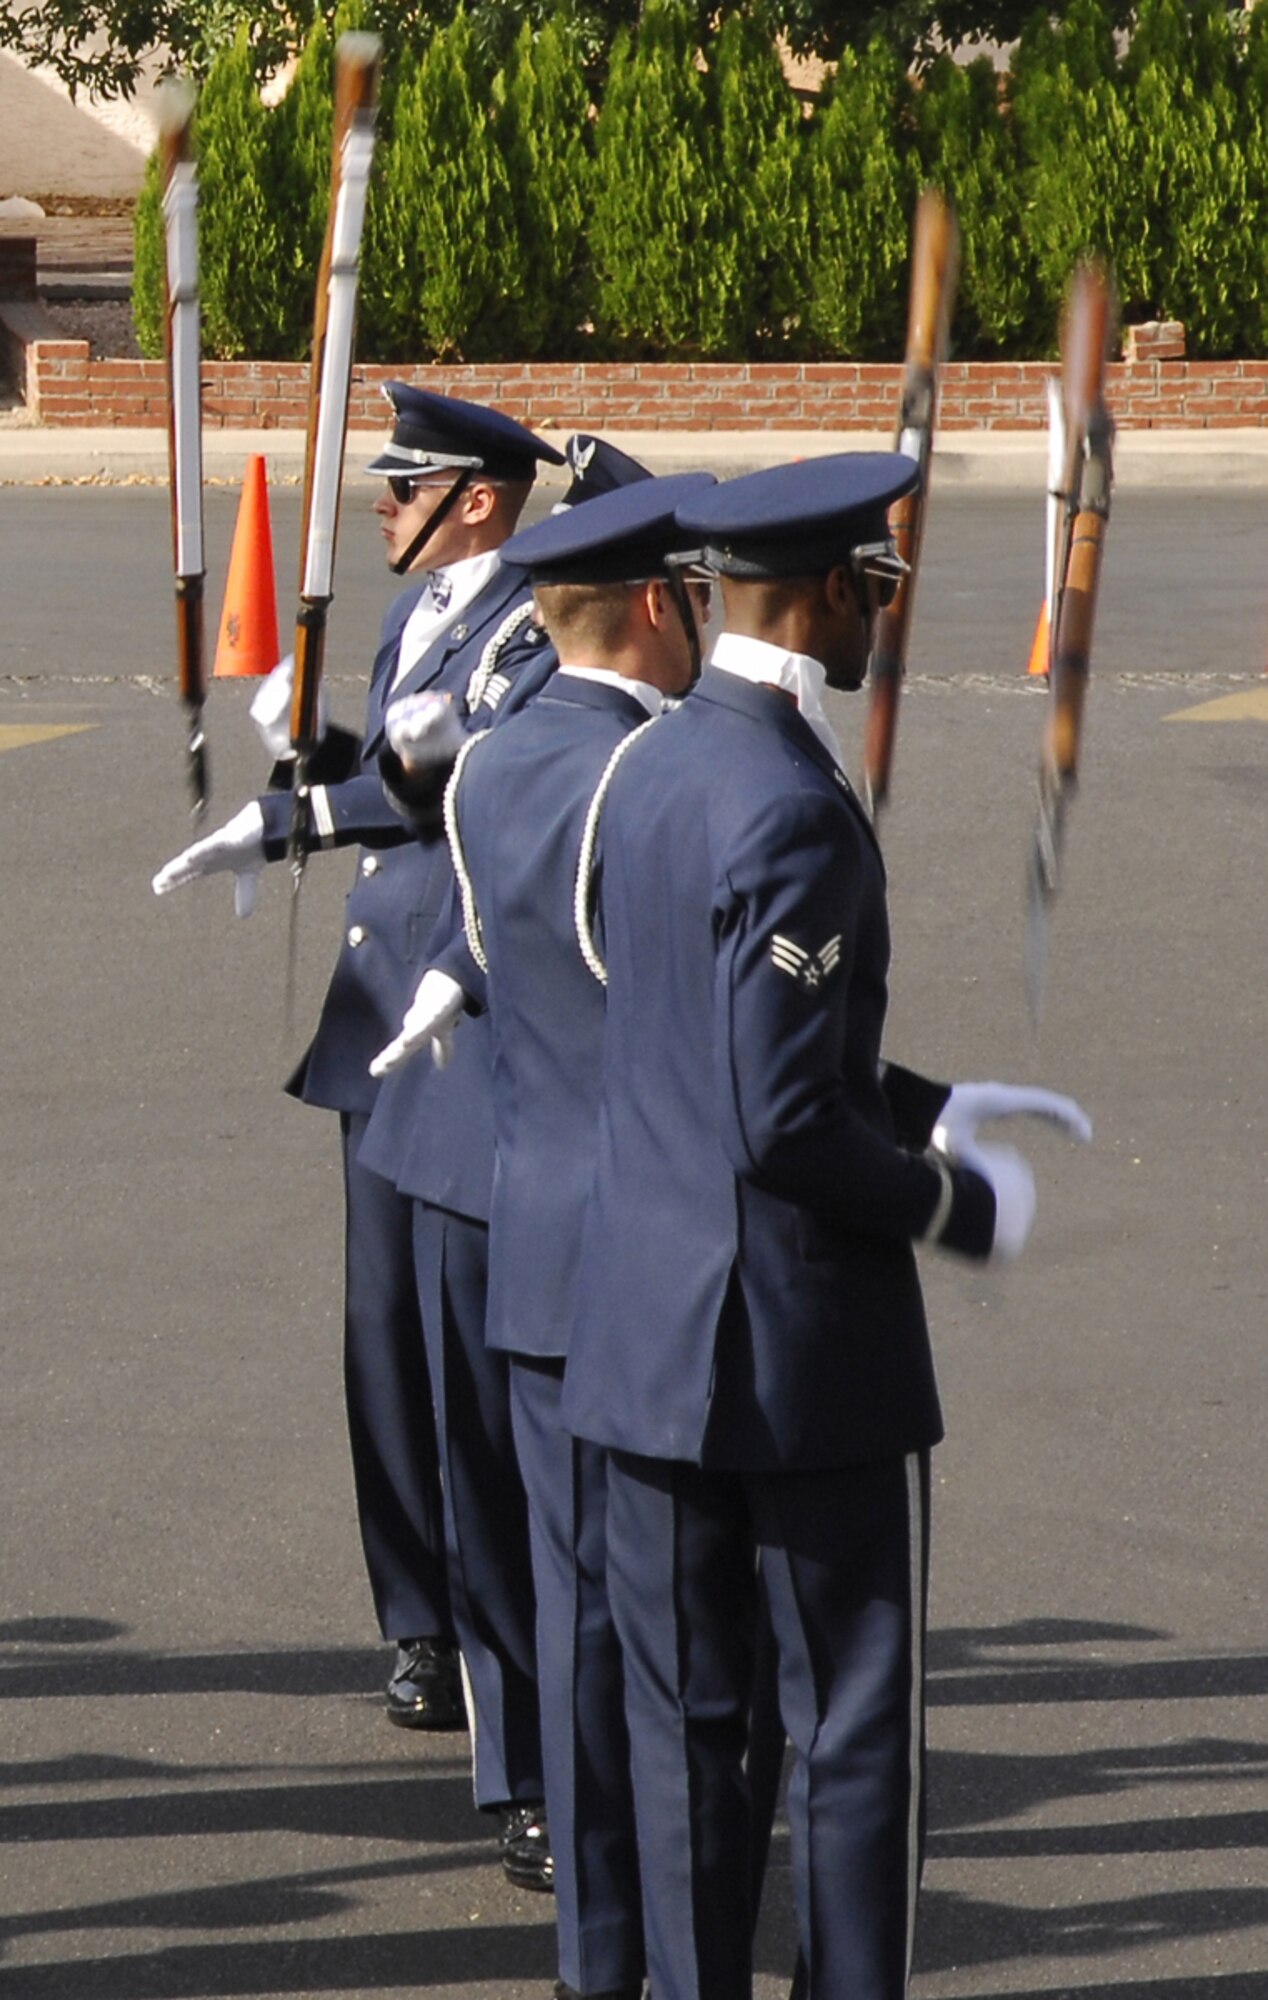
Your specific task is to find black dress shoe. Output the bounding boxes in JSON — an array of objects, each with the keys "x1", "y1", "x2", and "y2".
[
  {"x1": 385, "y1": 1637, "x2": 466, "y2": 1730},
  {"x1": 499, "y1": 1800, "x2": 554, "y2": 1892}
]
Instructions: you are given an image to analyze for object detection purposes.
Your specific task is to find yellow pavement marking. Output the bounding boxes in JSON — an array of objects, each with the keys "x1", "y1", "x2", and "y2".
[
  {"x1": 1164, "y1": 688, "x2": 1268, "y2": 724},
  {"x1": 0, "y1": 723, "x2": 97, "y2": 752}
]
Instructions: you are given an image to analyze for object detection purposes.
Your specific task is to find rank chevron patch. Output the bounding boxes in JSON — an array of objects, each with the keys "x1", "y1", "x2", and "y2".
[
  {"x1": 770, "y1": 931, "x2": 842, "y2": 992},
  {"x1": 480, "y1": 671, "x2": 512, "y2": 711}
]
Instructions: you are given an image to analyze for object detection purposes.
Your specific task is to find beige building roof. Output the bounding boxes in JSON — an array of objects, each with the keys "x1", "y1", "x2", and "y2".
[{"x1": 0, "y1": 51, "x2": 157, "y2": 202}]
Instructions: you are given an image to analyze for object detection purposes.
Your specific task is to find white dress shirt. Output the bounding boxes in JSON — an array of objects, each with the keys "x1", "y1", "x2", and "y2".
[
  {"x1": 709, "y1": 630, "x2": 845, "y2": 765},
  {"x1": 392, "y1": 548, "x2": 502, "y2": 689},
  {"x1": 557, "y1": 664, "x2": 664, "y2": 720}
]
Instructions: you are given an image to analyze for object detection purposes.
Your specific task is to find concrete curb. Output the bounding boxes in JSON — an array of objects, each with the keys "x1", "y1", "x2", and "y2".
[{"x1": 3, "y1": 420, "x2": 1268, "y2": 488}]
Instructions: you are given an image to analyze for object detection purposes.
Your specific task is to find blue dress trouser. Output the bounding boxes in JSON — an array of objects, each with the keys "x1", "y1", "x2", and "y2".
[
  {"x1": 509, "y1": 1356, "x2": 644, "y2": 1993},
  {"x1": 412, "y1": 1201, "x2": 543, "y2": 1810},
  {"x1": 339, "y1": 1112, "x2": 452, "y2": 1643},
  {"x1": 605, "y1": 1450, "x2": 931, "y2": 2000}
]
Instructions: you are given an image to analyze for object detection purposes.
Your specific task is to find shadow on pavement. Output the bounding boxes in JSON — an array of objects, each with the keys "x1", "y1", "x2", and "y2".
[
  {"x1": 0, "y1": 1641, "x2": 386, "y2": 1702},
  {"x1": 0, "y1": 1617, "x2": 129, "y2": 1645},
  {"x1": 917, "y1": 1884, "x2": 1268, "y2": 1974},
  {"x1": 930, "y1": 1734, "x2": 1268, "y2": 1844},
  {"x1": 0, "y1": 1922, "x2": 556, "y2": 1995},
  {"x1": 0, "y1": 1769, "x2": 487, "y2": 1848},
  {"x1": 6, "y1": 1617, "x2": 1265, "y2": 1994},
  {"x1": 0, "y1": 1854, "x2": 489, "y2": 1945},
  {"x1": 928, "y1": 1617, "x2": 1268, "y2": 1707}
]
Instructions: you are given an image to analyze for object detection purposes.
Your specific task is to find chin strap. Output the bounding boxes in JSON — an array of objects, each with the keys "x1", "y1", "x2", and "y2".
[
  {"x1": 390, "y1": 468, "x2": 473, "y2": 576},
  {"x1": 663, "y1": 561, "x2": 703, "y2": 685}
]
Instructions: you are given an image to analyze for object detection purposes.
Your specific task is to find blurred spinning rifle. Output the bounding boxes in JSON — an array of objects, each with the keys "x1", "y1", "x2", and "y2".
[
  {"x1": 159, "y1": 80, "x2": 207, "y2": 820},
  {"x1": 862, "y1": 186, "x2": 959, "y2": 825},
  {"x1": 1025, "y1": 261, "x2": 1116, "y2": 1021},
  {"x1": 287, "y1": 32, "x2": 382, "y2": 895}
]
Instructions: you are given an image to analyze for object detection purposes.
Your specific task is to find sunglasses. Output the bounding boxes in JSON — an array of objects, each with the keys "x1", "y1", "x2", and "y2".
[
  {"x1": 849, "y1": 540, "x2": 909, "y2": 610},
  {"x1": 385, "y1": 473, "x2": 457, "y2": 505}
]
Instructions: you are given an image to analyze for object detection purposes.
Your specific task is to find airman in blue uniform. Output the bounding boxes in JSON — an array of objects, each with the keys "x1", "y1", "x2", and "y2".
[
  {"x1": 561, "y1": 455, "x2": 1091, "y2": 1999},
  {"x1": 153, "y1": 386, "x2": 566, "y2": 1885},
  {"x1": 374, "y1": 473, "x2": 714, "y2": 2000}
]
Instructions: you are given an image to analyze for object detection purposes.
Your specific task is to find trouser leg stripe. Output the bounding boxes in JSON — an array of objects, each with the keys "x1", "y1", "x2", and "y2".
[{"x1": 904, "y1": 1451, "x2": 924, "y2": 1991}]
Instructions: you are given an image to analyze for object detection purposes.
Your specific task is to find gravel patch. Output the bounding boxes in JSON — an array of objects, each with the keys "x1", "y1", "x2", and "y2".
[{"x1": 39, "y1": 298, "x2": 142, "y2": 359}]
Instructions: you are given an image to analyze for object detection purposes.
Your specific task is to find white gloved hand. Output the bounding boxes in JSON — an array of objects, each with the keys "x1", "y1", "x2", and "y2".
[
  {"x1": 954, "y1": 1139, "x2": 1037, "y2": 1263},
  {"x1": 934, "y1": 1081, "x2": 1092, "y2": 1156},
  {"x1": 385, "y1": 691, "x2": 466, "y2": 772},
  {"x1": 249, "y1": 653, "x2": 329, "y2": 762},
  {"x1": 152, "y1": 801, "x2": 267, "y2": 919},
  {"x1": 370, "y1": 969, "x2": 467, "y2": 1079}
]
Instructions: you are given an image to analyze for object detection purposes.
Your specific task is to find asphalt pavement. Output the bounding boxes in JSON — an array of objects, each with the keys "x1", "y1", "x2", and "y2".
[{"x1": 0, "y1": 461, "x2": 1265, "y2": 1999}]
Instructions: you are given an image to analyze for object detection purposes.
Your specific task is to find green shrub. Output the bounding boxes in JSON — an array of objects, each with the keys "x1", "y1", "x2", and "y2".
[
  {"x1": 265, "y1": 15, "x2": 335, "y2": 362},
  {"x1": 490, "y1": 14, "x2": 593, "y2": 357},
  {"x1": 195, "y1": 27, "x2": 288, "y2": 358},
  {"x1": 132, "y1": 146, "x2": 165, "y2": 361},
  {"x1": 361, "y1": 9, "x2": 516, "y2": 360},
  {"x1": 914, "y1": 54, "x2": 1042, "y2": 357},
  {"x1": 589, "y1": 0, "x2": 725, "y2": 356},
  {"x1": 804, "y1": 38, "x2": 914, "y2": 359},
  {"x1": 1011, "y1": 0, "x2": 1146, "y2": 335},
  {"x1": 1236, "y1": 2, "x2": 1268, "y2": 354},
  {"x1": 713, "y1": 8, "x2": 813, "y2": 356},
  {"x1": 1124, "y1": 0, "x2": 1254, "y2": 355}
]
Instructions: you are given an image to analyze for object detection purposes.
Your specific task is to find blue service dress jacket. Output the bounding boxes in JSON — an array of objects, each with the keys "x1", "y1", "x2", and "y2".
[
  {"x1": 432, "y1": 674, "x2": 657, "y2": 1353},
  {"x1": 255, "y1": 564, "x2": 553, "y2": 1119},
  {"x1": 356, "y1": 606, "x2": 560, "y2": 1219},
  {"x1": 562, "y1": 664, "x2": 994, "y2": 1473}
]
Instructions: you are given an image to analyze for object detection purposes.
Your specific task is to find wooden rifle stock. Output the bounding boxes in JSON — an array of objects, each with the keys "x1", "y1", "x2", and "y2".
[
  {"x1": 862, "y1": 187, "x2": 959, "y2": 822},
  {"x1": 159, "y1": 80, "x2": 207, "y2": 816},
  {"x1": 288, "y1": 33, "x2": 381, "y2": 873},
  {"x1": 1048, "y1": 264, "x2": 1113, "y2": 786},
  {"x1": 1026, "y1": 260, "x2": 1115, "y2": 1018}
]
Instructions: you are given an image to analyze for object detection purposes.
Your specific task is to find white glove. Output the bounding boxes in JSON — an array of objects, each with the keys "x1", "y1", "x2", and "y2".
[
  {"x1": 385, "y1": 691, "x2": 466, "y2": 772},
  {"x1": 934, "y1": 1081, "x2": 1092, "y2": 1155},
  {"x1": 932, "y1": 1082, "x2": 1089, "y2": 1265},
  {"x1": 954, "y1": 1139, "x2": 1037, "y2": 1262},
  {"x1": 249, "y1": 653, "x2": 329, "y2": 762},
  {"x1": 152, "y1": 801, "x2": 266, "y2": 919},
  {"x1": 370, "y1": 969, "x2": 467, "y2": 1078}
]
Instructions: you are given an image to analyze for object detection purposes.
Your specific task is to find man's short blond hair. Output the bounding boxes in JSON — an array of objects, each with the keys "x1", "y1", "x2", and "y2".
[{"x1": 534, "y1": 580, "x2": 641, "y2": 656}]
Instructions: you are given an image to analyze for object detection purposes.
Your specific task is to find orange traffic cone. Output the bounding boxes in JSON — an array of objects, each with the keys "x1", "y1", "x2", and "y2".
[
  {"x1": 213, "y1": 455, "x2": 280, "y2": 678},
  {"x1": 1026, "y1": 601, "x2": 1050, "y2": 679}
]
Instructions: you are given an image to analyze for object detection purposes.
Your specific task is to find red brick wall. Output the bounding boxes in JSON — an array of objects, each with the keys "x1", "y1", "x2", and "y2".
[{"x1": 19, "y1": 342, "x2": 1268, "y2": 429}]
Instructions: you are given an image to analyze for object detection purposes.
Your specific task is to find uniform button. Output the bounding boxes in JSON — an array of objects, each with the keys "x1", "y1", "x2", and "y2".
[
  {"x1": 451, "y1": 623, "x2": 468, "y2": 643},
  {"x1": 347, "y1": 925, "x2": 366, "y2": 948},
  {"x1": 361, "y1": 854, "x2": 380, "y2": 878}
]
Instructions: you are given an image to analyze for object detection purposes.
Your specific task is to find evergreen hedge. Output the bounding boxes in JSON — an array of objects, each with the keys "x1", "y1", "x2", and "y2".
[{"x1": 134, "y1": 0, "x2": 1268, "y2": 365}]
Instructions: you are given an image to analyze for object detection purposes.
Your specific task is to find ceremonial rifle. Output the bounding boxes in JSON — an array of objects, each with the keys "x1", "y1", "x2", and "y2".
[
  {"x1": 159, "y1": 80, "x2": 207, "y2": 819},
  {"x1": 288, "y1": 32, "x2": 382, "y2": 893},
  {"x1": 1024, "y1": 261, "x2": 1116, "y2": 1020},
  {"x1": 862, "y1": 187, "x2": 959, "y2": 824}
]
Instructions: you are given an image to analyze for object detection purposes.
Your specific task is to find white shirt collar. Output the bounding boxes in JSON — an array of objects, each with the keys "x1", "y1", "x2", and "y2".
[
  {"x1": 393, "y1": 548, "x2": 502, "y2": 687},
  {"x1": 558, "y1": 664, "x2": 664, "y2": 721},
  {"x1": 709, "y1": 630, "x2": 844, "y2": 765}
]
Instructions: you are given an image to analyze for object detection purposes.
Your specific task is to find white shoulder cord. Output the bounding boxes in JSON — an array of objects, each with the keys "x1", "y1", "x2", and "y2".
[
  {"x1": 573, "y1": 718, "x2": 660, "y2": 986},
  {"x1": 443, "y1": 733, "x2": 490, "y2": 974},
  {"x1": 465, "y1": 599, "x2": 535, "y2": 714}
]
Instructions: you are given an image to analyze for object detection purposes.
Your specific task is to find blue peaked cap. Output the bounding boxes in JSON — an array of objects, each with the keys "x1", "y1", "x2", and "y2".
[
  {"x1": 364, "y1": 382, "x2": 565, "y2": 480},
  {"x1": 554, "y1": 433, "x2": 654, "y2": 510},
  {"x1": 501, "y1": 471, "x2": 717, "y2": 585},
  {"x1": 675, "y1": 453, "x2": 920, "y2": 577}
]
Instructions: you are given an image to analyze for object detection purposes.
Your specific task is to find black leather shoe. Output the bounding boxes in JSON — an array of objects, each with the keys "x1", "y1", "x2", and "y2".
[
  {"x1": 499, "y1": 1800, "x2": 554, "y2": 1892},
  {"x1": 553, "y1": 1984, "x2": 644, "y2": 1999},
  {"x1": 385, "y1": 1637, "x2": 466, "y2": 1730}
]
